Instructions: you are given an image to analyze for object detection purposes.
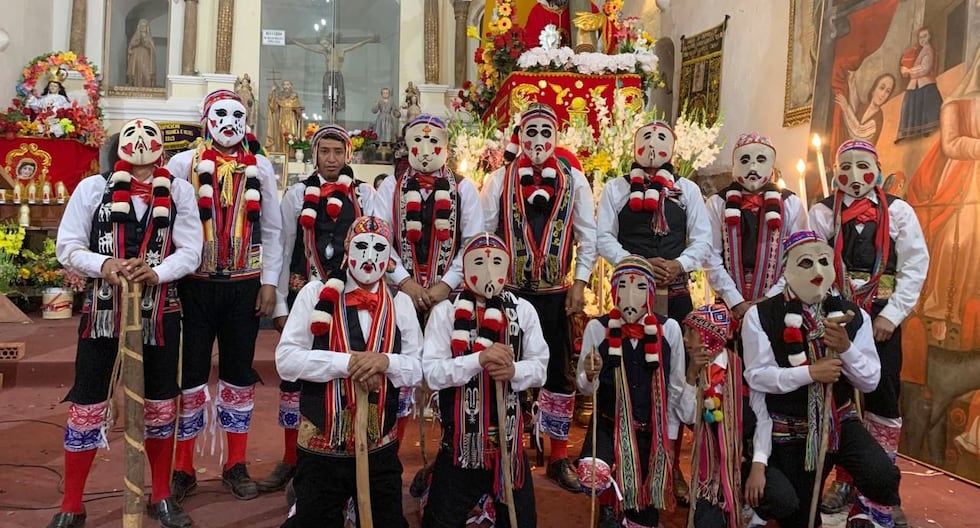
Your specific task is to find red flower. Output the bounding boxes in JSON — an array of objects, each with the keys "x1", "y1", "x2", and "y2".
[
  {"x1": 509, "y1": 48, "x2": 521, "y2": 59},
  {"x1": 462, "y1": 80, "x2": 472, "y2": 89},
  {"x1": 493, "y1": 35, "x2": 505, "y2": 48},
  {"x1": 11, "y1": 99, "x2": 20, "y2": 107}
]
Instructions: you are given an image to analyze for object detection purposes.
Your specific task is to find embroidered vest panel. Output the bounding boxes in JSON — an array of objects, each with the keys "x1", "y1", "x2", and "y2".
[
  {"x1": 300, "y1": 307, "x2": 402, "y2": 434},
  {"x1": 819, "y1": 195, "x2": 898, "y2": 274},
  {"x1": 616, "y1": 199, "x2": 687, "y2": 260},
  {"x1": 755, "y1": 296, "x2": 862, "y2": 418},
  {"x1": 592, "y1": 314, "x2": 672, "y2": 423},
  {"x1": 289, "y1": 180, "x2": 358, "y2": 281}
]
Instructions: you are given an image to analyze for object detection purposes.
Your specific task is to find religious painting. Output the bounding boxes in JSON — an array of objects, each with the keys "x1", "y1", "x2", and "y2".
[
  {"x1": 678, "y1": 19, "x2": 727, "y2": 124},
  {"x1": 103, "y1": 0, "x2": 170, "y2": 97},
  {"x1": 783, "y1": 0, "x2": 825, "y2": 126},
  {"x1": 806, "y1": 0, "x2": 980, "y2": 483}
]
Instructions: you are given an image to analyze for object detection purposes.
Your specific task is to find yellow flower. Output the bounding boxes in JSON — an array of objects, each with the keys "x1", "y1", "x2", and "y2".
[
  {"x1": 467, "y1": 25, "x2": 480, "y2": 40},
  {"x1": 497, "y1": 17, "x2": 512, "y2": 31},
  {"x1": 61, "y1": 51, "x2": 77, "y2": 63},
  {"x1": 18, "y1": 268, "x2": 30, "y2": 279},
  {"x1": 59, "y1": 118, "x2": 75, "y2": 134},
  {"x1": 497, "y1": 3, "x2": 512, "y2": 17},
  {"x1": 351, "y1": 136, "x2": 365, "y2": 151}
]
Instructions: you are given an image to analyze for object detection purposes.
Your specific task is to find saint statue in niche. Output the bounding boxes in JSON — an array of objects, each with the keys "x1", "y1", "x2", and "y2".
[
  {"x1": 26, "y1": 68, "x2": 71, "y2": 114},
  {"x1": 371, "y1": 87, "x2": 400, "y2": 144},
  {"x1": 287, "y1": 35, "x2": 377, "y2": 114},
  {"x1": 402, "y1": 82, "x2": 421, "y2": 123},
  {"x1": 266, "y1": 79, "x2": 304, "y2": 153},
  {"x1": 235, "y1": 73, "x2": 258, "y2": 129},
  {"x1": 126, "y1": 18, "x2": 156, "y2": 87}
]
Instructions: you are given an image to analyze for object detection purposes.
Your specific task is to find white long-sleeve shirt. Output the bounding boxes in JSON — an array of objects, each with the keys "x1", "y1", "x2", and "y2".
[
  {"x1": 276, "y1": 280, "x2": 423, "y2": 387},
  {"x1": 574, "y1": 317, "x2": 686, "y2": 440},
  {"x1": 808, "y1": 194, "x2": 928, "y2": 327},
  {"x1": 422, "y1": 295, "x2": 549, "y2": 392},
  {"x1": 703, "y1": 192, "x2": 809, "y2": 308},
  {"x1": 742, "y1": 304, "x2": 881, "y2": 395},
  {"x1": 167, "y1": 149, "x2": 284, "y2": 286},
  {"x1": 274, "y1": 177, "x2": 377, "y2": 318},
  {"x1": 375, "y1": 174, "x2": 483, "y2": 290},
  {"x1": 675, "y1": 352, "x2": 773, "y2": 465},
  {"x1": 596, "y1": 176, "x2": 711, "y2": 271},
  {"x1": 480, "y1": 164, "x2": 597, "y2": 283},
  {"x1": 56, "y1": 174, "x2": 203, "y2": 282}
]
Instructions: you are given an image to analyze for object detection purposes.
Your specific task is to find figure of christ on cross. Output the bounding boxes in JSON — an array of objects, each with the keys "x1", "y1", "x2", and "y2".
[{"x1": 287, "y1": 35, "x2": 378, "y2": 119}]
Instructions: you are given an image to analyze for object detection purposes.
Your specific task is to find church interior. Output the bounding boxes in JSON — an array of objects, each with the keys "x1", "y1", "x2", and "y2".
[{"x1": 0, "y1": 0, "x2": 979, "y2": 527}]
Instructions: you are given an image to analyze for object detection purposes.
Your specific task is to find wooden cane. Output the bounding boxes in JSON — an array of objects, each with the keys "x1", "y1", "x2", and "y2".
[
  {"x1": 686, "y1": 359, "x2": 707, "y2": 528},
  {"x1": 589, "y1": 349, "x2": 599, "y2": 528},
  {"x1": 495, "y1": 381, "x2": 520, "y2": 528},
  {"x1": 807, "y1": 311, "x2": 854, "y2": 528},
  {"x1": 354, "y1": 384, "x2": 374, "y2": 528},
  {"x1": 120, "y1": 278, "x2": 145, "y2": 528}
]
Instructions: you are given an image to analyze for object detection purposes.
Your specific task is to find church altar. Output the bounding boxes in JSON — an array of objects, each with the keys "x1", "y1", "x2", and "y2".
[{"x1": 484, "y1": 71, "x2": 644, "y2": 133}]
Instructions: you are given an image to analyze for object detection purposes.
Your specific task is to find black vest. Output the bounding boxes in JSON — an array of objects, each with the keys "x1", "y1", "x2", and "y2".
[
  {"x1": 818, "y1": 195, "x2": 898, "y2": 274},
  {"x1": 715, "y1": 187, "x2": 795, "y2": 271},
  {"x1": 300, "y1": 306, "x2": 403, "y2": 434},
  {"x1": 289, "y1": 176, "x2": 358, "y2": 279},
  {"x1": 591, "y1": 314, "x2": 673, "y2": 422},
  {"x1": 755, "y1": 296, "x2": 863, "y2": 418},
  {"x1": 617, "y1": 195, "x2": 688, "y2": 260}
]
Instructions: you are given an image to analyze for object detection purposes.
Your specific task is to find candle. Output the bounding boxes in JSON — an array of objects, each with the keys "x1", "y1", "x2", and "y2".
[
  {"x1": 796, "y1": 158, "x2": 809, "y2": 213},
  {"x1": 812, "y1": 134, "x2": 829, "y2": 198},
  {"x1": 42, "y1": 182, "x2": 51, "y2": 204},
  {"x1": 27, "y1": 182, "x2": 36, "y2": 204},
  {"x1": 0, "y1": 189, "x2": 5, "y2": 203},
  {"x1": 56, "y1": 182, "x2": 67, "y2": 204},
  {"x1": 13, "y1": 184, "x2": 22, "y2": 203},
  {"x1": 18, "y1": 204, "x2": 30, "y2": 227}
]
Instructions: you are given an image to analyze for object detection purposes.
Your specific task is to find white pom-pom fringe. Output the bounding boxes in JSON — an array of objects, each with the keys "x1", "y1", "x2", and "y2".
[
  {"x1": 483, "y1": 308, "x2": 503, "y2": 323},
  {"x1": 518, "y1": 167, "x2": 534, "y2": 178},
  {"x1": 726, "y1": 190, "x2": 741, "y2": 200},
  {"x1": 153, "y1": 206, "x2": 169, "y2": 218},
  {"x1": 645, "y1": 353, "x2": 660, "y2": 363},
  {"x1": 788, "y1": 352, "x2": 808, "y2": 367},
  {"x1": 608, "y1": 318, "x2": 621, "y2": 329},
  {"x1": 541, "y1": 167, "x2": 556, "y2": 179},
  {"x1": 310, "y1": 310, "x2": 332, "y2": 325},
  {"x1": 435, "y1": 190, "x2": 451, "y2": 202},
  {"x1": 528, "y1": 189, "x2": 549, "y2": 202},
  {"x1": 630, "y1": 168, "x2": 647, "y2": 180},
  {"x1": 195, "y1": 160, "x2": 215, "y2": 175},
  {"x1": 609, "y1": 346, "x2": 623, "y2": 357},
  {"x1": 337, "y1": 175, "x2": 353, "y2": 186},
  {"x1": 784, "y1": 313, "x2": 803, "y2": 328},
  {"x1": 152, "y1": 177, "x2": 171, "y2": 190},
  {"x1": 456, "y1": 298, "x2": 474, "y2": 314},
  {"x1": 765, "y1": 211, "x2": 781, "y2": 222},
  {"x1": 407, "y1": 220, "x2": 423, "y2": 232},
  {"x1": 110, "y1": 171, "x2": 131, "y2": 184},
  {"x1": 111, "y1": 202, "x2": 130, "y2": 214},
  {"x1": 434, "y1": 218, "x2": 450, "y2": 231},
  {"x1": 452, "y1": 329, "x2": 471, "y2": 342},
  {"x1": 244, "y1": 165, "x2": 259, "y2": 178},
  {"x1": 244, "y1": 189, "x2": 261, "y2": 201},
  {"x1": 198, "y1": 184, "x2": 214, "y2": 198},
  {"x1": 725, "y1": 209, "x2": 741, "y2": 219},
  {"x1": 765, "y1": 191, "x2": 781, "y2": 201},
  {"x1": 406, "y1": 191, "x2": 422, "y2": 204},
  {"x1": 325, "y1": 278, "x2": 345, "y2": 293},
  {"x1": 304, "y1": 185, "x2": 320, "y2": 198},
  {"x1": 301, "y1": 209, "x2": 317, "y2": 220}
]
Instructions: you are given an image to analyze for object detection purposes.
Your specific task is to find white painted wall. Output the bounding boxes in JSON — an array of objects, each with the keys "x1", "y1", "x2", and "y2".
[
  {"x1": 659, "y1": 0, "x2": 810, "y2": 185},
  {"x1": 0, "y1": 1, "x2": 55, "y2": 102}
]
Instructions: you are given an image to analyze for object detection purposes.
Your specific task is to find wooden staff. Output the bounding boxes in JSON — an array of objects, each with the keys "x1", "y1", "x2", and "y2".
[
  {"x1": 589, "y1": 349, "x2": 598, "y2": 528},
  {"x1": 686, "y1": 359, "x2": 707, "y2": 528},
  {"x1": 120, "y1": 278, "x2": 145, "y2": 528},
  {"x1": 354, "y1": 384, "x2": 374, "y2": 528},
  {"x1": 808, "y1": 311, "x2": 854, "y2": 528},
  {"x1": 495, "y1": 381, "x2": 520, "y2": 528}
]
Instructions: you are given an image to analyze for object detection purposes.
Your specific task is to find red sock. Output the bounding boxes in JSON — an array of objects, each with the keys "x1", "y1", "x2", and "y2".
[
  {"x1": 549, "y1": 438, "x2": 569, "y2": 463},
  {"x1": 61, "y1": 449, "x2": 98, "y2": 514},
  {"x1": 283, "y1": 429, "x2": 299, "y2": 466},
  {"x1": 225, "y1": 432, "x2": 248, "y2": 470},
  {"x1": 145, "y1": 437, "x2": 175, "y2": 503},
  {"x1": 836, "y1": 466, "x2": 853, "y2": 484},
  {"x1": 174, "y1": 437, "x2": 196, "y2": 474}
]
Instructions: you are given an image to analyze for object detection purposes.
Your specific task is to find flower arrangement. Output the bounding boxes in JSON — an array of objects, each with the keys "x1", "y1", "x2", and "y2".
[
  {"x1": 284, "y1": 124, "x2": 315, "y2": 153},
  {"x1": 462, "y1": 0, "x2": 527, "y2": 115},
  {"x1": 0, "y1": 223, "x2": 26, "y2": 294},
  {"x1": 18, "y1": 51, "x2": 101, "y2": 106},
  {"x1": 16, "y1": 238, "x2": 87, "y2": 292},
  {"x1": 447, "y1": 112, "x2": 506, "y2": 188},
  {"x1": 672, "y1": 102, "x2": 726, "y2": 179},
  {"x1": 349, "y1": 129, "x2": 379, "y2": 152}
]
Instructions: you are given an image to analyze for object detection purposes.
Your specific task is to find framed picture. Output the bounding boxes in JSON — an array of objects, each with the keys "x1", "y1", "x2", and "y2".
[
  {"x1": 268, "y1": 153, "x2": 287, "y2": 190},
  {"x1": 783, "y1": 0, "x2": 825, "y2": 127}
]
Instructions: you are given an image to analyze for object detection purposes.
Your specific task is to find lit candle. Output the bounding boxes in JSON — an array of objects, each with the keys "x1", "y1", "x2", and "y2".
[
  {"x1": 796, "y1": 158, "x2": 809, "y2": 213},
  {"x1": 812, "y1": 134, "x2": 829, "y2": 198}
]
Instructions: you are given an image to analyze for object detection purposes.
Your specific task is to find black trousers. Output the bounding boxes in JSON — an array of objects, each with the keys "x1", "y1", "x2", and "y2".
[
  {"x1": 422, "y1": 448, "x2": 536, "y2": 528},
  {"x1": 769, "y1": 419, "x2": 900, "y2": 528},
  {"x1": 515, "y1": 290, "x2": 572, "y2": 394},
  {"x1": 66, "y1": 312, "x2": 181, "y2": 404},
  {"x1": 691, "y1": 463, "x2": 799, "y2": 528},
  {"x1": 667, "y1": 292, "x2": 694, "y2": 326},
  {"x1": 865, "y1": 301, "x2": 902, "y2": 419},
  {"x1": 178, "y1": 278, "x2": 261, "y2": 388},
  {"x1": 285, "y1": 443, "x2": 408, "y2": 528},
  {"x1": 578, "y1": 416, "x2": 659, "y2": 526}
]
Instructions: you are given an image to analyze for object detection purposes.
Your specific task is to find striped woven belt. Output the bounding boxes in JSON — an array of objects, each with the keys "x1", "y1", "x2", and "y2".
[{"x1": 847, "y1": 272, "x2": 896, "y2": 300}]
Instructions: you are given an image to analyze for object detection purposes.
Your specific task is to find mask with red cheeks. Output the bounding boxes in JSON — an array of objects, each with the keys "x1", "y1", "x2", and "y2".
[{"x1": 834, "y1": 141, "x2": 881, "y2": 199}]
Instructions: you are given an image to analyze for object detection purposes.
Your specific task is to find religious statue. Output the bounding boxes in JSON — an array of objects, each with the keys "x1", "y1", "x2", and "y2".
[
  {"x1": 402, "y1": 82, "x2": 421, "y2": 123},
  {"x1": 266, "y1": 79, "x2": 304, "y2": 153},
  {"x1": 287, "y1": 36, "x2": 377, "y2": 115},
  {"x1": 235, "y1": 73, "x2": 257, "y2": 129},
  {"x1": 126, "y1": 18, "x2": 156, "y2": 87},
  {"x1": 371, "y1": 87, "x2": 401, "y2": 144},
  {"x1": 26, "y1": 68, "x2": 71, "y2": 114}
]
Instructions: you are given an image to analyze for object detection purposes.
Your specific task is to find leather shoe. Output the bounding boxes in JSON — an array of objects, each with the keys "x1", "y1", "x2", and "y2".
[
  {"x1": 222, "y1": 463, "x2": 259, "y2": 500},
  {"x1": 147, "y1": 497, "x2": 193, "y2": 528},
  {"x1": 171, "y1": 470, "x2": 198, "y2": 503},
  {"x1": 47, "y1": 511, "x2": 86, "y2": 528},
  {"x1": 597, "y1": 505, "x2": 620, "y2": 528},
  {"x1": 546, "y1": 458, "x2": 581, "y2": 493},
  {"x1": 256, "y1": 462, "x2": 296, "y2": 492},
  {"x1": 820, "y1": 480, "x2": 854, "y2": 514}
]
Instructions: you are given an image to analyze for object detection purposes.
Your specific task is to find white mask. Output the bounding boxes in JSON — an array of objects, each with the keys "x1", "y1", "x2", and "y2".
[
  {"x1": 520, "y1": 116, "x2": 557, "y2": 166},
  {"x1": 835, "y1": 149, "x2": 880, "y2": 199},
  {"x1": 118, "y1": 118, "x2": 164, "y2": 166},
  {"x1": 206, "y1": 99, "x2": 247, "y2": 148},
  {"x1": 732, "y1": 142, "x2": 776, "y2": 192},
  {"x1": 615, "y1": 272, "x2": 650, "y2": 324},
  {"x1": 633, "y1": 123, "x2": 674, "y2": 169},
  {"x1": 346, "y1": 232, "x2": 391, "y2": 286},
  {"x1": 463, "y1": 243, "x2": 510, "y2": 299},
  {"x1": 406, "y1": 120, "x2": 448, "y2": 173},
  {"x1": 784, "y1": 240, "x2": 835, "y2": 305}
]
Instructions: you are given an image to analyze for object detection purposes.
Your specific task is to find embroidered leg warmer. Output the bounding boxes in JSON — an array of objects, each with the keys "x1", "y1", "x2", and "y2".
[
  {"x1": 279, "y1": 390, "x2": 301, "y2": 465},
  {"x1": 538, "y1": 389, "x2": 575, "y2": 441},
  {"x1": 218, "y1": 380, "x2": 255, "y2": 469},
  {"x1": 174, "y1": 384, "x2": 208, "y2": 473},
  {"x1": 144, "y1": 398, "x2": 177, "y2": 502},
  {"x1": 61, "y1": 402, "x2": 108, "y2": 513},
  {"x1": 847, "y1": 412, "x2": 902, "y2": 527}
]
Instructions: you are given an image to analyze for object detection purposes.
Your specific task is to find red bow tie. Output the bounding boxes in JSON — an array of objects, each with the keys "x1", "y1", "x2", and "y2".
[
  {"x1": 346, "y1": 288, "x2": 380, "y2": 311},
  {"x1": 708, "y1": 363, "x2": 726, "y2": 388},
  {"x1": 130, "y1": 178, "x2": 152, "y2": 204},
  {"x1": 415, "y1": 174, "x2": 436, "y2": 192},
  {"x1": 843, "y1": 198, "x2": 878, "y2": 224},
  {"x1": 741, "y1": 193, "x2": 764, "y2": 213},
  {"x1": 622, "y1": 323, "x2": 645, "y2": 340},
  {"x1": 320, "y1": 182, "x2": 349, "y2": 197}
]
